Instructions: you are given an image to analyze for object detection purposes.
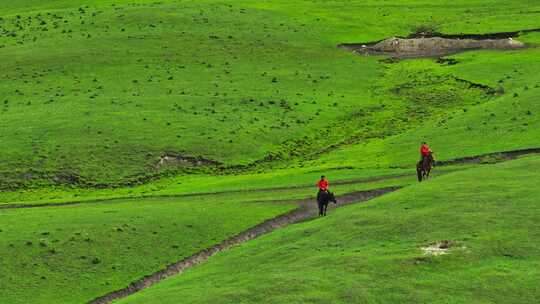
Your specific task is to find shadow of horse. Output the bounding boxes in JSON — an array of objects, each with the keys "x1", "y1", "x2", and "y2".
[
  {"x1": 417, "y1": 152, "x2": 434, "y2": 182},
  {"x1": 317, "y1": 191, "x2": 338, "y2": 216}
]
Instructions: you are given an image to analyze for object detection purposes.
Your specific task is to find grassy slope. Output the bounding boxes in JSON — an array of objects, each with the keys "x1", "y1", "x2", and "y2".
[
  {"x1": 0, "y1": 0, "x2": 538, "y2": 188},
  {"x1": 0, "y1": 164, "x2": 477, "y2": 206},
  {"x1": 0, "y1": 197, "x2": 294, "y2": 303},
  {"x1": 253, "y1": 0, "x2": 540, "y2": 42},
  {"x1": 317, "y1": 32, "x2": 540, "y2": 169},
  {"x1": 0, "y1": 174, "x2": 409, "y2": 207},
  {"x1": 119, "y1": 155, "x2": 540, "y2": 304},
  {"x1": 0, "y1": 2, "x2": 539, "y2": 303},
  {"x1": 0, "y1": 0, "x2": 381, "y2": 185}
]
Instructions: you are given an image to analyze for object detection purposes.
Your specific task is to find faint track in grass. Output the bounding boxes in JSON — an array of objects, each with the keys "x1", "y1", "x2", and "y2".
[
  {"x1": 434, "y1": 147, "x2": 540, "y2": 166},
  {"x1": 87, "y1": 186, "x2": 399, "y2": 304},
  {"x1": 0, "y1": 174, "x2": 411, "y2": 210},
  {"x1": 1, "y1": 147, "x2": 539, "y2": 210}
]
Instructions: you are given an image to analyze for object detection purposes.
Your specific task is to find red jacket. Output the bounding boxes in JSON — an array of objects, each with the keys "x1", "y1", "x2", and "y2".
[
  {"x1": 420, "y1": 144, "x2": 431, "y2": 156},
  {"x1": 317, "y1": 179, "x2": 328, "y2": 191}
]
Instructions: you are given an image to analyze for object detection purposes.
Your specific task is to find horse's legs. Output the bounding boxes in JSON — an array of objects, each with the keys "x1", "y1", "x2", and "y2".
[
  {"x1": 324, "y1": 203, "x2": 327, "y2": 216},
  {"x1": 318, "y1": 201, "x2": 323, "y2": 216}
]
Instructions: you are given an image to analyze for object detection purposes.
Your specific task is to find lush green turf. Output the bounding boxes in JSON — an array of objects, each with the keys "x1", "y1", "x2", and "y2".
[
  {"x1": 0, "y1": 0, "x2": 378, "y2": 186},
  {"x1": 119, "y1": 155, "x2": 540, "y2": 304},
  {"x1": 0, "y1": 163, "x2": 476, "y2": 207},
  {"x1": 0, "y1": 0, "x2": 539, "y2": 188},
  {"x1": 0, "y1": 165, "x2": 410, "y2": 205},
  {"x1": 2, "y1": 1, "x2": 540, "y2": 303},
  {"x1": 0, "y1": 197, "x2": 295, "y2": 303},
  {"x1": 317, "y1": 31, "x2": 540, "y2": 169}
]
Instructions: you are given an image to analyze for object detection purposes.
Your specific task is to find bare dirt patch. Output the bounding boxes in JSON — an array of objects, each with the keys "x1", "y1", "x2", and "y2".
[
  {"x1": 155, "y1": 153, "x2": 221, "y2": 170},
  {"x1": 338, "y1": 29, "x2": 540, "y2": 58},
  {"x1": 422, "y1": 240, "x2": 455, "y2": 256},
  {"x1": 339, "y1": 36, "x2": 525, "y2": 58}
]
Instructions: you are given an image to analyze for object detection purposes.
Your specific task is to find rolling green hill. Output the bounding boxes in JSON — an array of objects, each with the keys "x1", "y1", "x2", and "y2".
[
  {"x1": 1, "y1": 1, "x2": 539, "y2": 303},
  {"x1": 118, "y1": 156, "x2": 540, "y2": 304},
  {"x1": 0, "y1": 196, "x2": 295, "y2": 304},
  {"x1": 1, "y1": 0, "x2": 539, "y2": 190}
]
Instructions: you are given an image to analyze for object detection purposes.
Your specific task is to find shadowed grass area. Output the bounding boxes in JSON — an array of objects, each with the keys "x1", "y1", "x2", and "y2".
[{"x1": 119, "y1": 155, "x2": 540, "y2": 304}]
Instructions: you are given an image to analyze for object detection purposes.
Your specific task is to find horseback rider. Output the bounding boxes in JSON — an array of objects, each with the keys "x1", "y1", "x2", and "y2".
[
  {"x1": 316, "y1": 175, "x2": 329, "y2": 201},
  {"x1": 420, "y1": 142, "x2": 433, "y2": 162},
  {"x1": 417, "y1": 142, "x2": 435, "y2": 181}
]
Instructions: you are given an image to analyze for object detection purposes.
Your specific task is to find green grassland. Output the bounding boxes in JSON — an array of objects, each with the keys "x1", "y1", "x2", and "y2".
[
  {"x1": 317, "y1": 32, "x2": 540, "y2": 169},
  {"x1": 119, "y1": 155, "x2": 540, "y2": 304},
  {"x1": 0, "y1": 0, "x2": 539, "y2": 190},
  {"x1": 1, "y1": 164, "x2": 469, "y2": 207},
  {"x1": 1, "y1": 1, "x2": 540, "y2": 303},
  {"x1": 0, "y1": 0, "x2": 381, "y2": 186},
  {"x1": 0, "y1": 196, "x2": 294, "y2": 304}
]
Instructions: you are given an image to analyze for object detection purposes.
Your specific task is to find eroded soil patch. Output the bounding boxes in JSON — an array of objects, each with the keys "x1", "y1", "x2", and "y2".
[
  {"x1": 339, "y1": 29, "x2": 540, "y2": 58},
  {"x1": 422, "y1": 240, "x2": 455, "y2": 256},
  {"x1": 155, "y1": 153, "x2": 221, "y2": 170}
]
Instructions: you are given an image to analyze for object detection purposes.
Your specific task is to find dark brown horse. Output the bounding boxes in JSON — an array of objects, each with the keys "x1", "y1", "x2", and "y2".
[
  {"x1": 417, "y1": 152, "x2": 434, "y2": 182},
  {"x1": 317, "y1": 191, "x2": 337, "y2": 216}
]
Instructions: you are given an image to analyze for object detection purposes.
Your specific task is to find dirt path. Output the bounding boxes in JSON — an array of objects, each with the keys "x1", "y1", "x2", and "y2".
[
  {"x1": 87, "y1": 187, "x2": 398, "y2": 304},
  {"x1": 0, "y1": 174, "x2": 409, "y2": 210},
  {"x1": 1, "y1": 147, "x2": 538, "y2": 210},
  {"x1": 434, "y1": 147, "x2": 540, "y2": 166}
]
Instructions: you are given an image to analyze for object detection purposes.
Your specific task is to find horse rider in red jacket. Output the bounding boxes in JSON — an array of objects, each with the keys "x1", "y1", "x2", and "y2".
[
  {"x1": 420, "y1": 142, "x2": 433, "y2": 162},
  {"x1": 317, "y1": 175, "x2": 329, "y2": 201}
]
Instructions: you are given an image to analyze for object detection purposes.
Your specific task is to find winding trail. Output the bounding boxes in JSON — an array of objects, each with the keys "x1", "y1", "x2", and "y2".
[
  {"x1": 87, "y1": 187, "x2": 399, "y2": 304},
  {"x1": 0, "y1": 173, "x2": 408, "y2": 210},
  {"x1": 1, "y1": 147, "x2": 538, "y2": 210},
  {"x1": 434, "y1": 147, "x2": 540, "y2": 166},
  {"x1": 3, "y1": 147, "x2": 537, "y2": 303},
  {"x1": 1, "y1": 147, "x2": 538, "y2": 211}
]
